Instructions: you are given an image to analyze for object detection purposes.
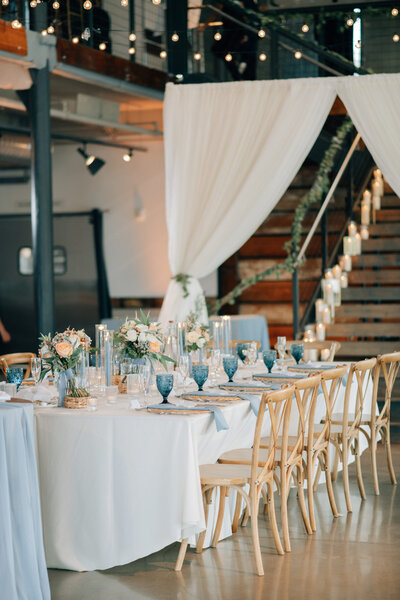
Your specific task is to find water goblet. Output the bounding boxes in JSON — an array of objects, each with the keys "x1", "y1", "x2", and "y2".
[
  {"x1": 156, "y1": 373, "x2": 174, "y2": 404},
  {"x1": 178, "y1": 355, "x2": 190, "y2": 392},
  {"x1": 263, "y1": 350, "x2": 277, "y2": 373},
  {"x1": 291, "y1": 343, "x2": 304, "y2": 365},
  {"x1": 236, "y1": 343, "x2": 249, "y2": 364},
  {"x1": 192, "y1": 365, "x2": 209, "y2": 392},
  {"x1": 223, "y1": 356, "x2": 238, "y2": 383},
  {"x1": 277, "y1": 336, "x2": 287, "y2": 360},
  {"x1": 31, "y1": 357, "x2": 42, "y2": 384},
  {"x1": 6, "y1": 367, "x2": 24, "y2": 390}
]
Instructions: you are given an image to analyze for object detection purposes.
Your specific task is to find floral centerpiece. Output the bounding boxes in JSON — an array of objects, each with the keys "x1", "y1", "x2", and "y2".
[
  {"x1": 185, "y1": 313, "x2": 210, "y2": 360},
  {"x1": 114, "y1": 311, "x2": 173, "y2": 370},
  {"x1": 39, "y1": 328, "x2": 91, "y2": 407}
]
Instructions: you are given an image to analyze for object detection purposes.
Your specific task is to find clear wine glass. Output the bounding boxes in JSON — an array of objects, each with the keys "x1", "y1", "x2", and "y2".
[
  {"x1": 178, "y1": 355, "x2": 190, "y2": 392},
  {"x1": 31, "y1": 357, "x2": 42, "y2": 384},
  {"x1": 209, "y1": 349, "x2": 221, "y2": 386},
  {"x1": 247, "y1": 342, "x2": 258, "y2": 366}
]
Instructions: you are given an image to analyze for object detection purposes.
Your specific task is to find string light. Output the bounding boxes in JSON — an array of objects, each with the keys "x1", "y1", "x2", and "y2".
[
  {"x1": 392, "y1": 8, "x2": 399, "y2": 17},
  {"x1": 346, "y1": 18, "x2": 354, "y2": 26},
  {"x1": 83, "y1": 0, "x2": 92, "y2": 9},
  {"x1": 123, "y1": 149, "x2": 132, "y2": 162},
  {"x1": 302, "y1": 24, "x2": 309, "y2": 33},
  {"x1": 11, "y1": 19, "x2": 22, "y2": 29},
  {"x1": 121, "y1": 0, "x2": 128, "y2": 6},
  {"x1": 99, "y1": 42, "x2": 106, "y2": 50},
  {"x1": 259, "y1": 53, "x2": 267, "y2": 61},
  {"x1": 41, "y1": 29, "x2": 48, "y2": 36},
  {"x1": 355, "y1": 40, "x2": 362, "y2": 48},
  {"x1": 2, "y1": 0, "x2": 10, "y2": 5},
  {"x1": 258, "y1": 29, "x2": 266, "y2": 38},
  {"x1": 52, "y1": 1, "x2": 60, "y2": 8},
  {"x1": 129, "y1": 33, "x2": 136, "y2": 42},
  {"x1": 129, "y1": 47, "x2": 135, "y2": 54},
  {"x1": 47, "y1": 25, "x2": 55, "y2": 34},
  {"x1": 214, "y1": 31, "x2": 221, "y2": 41},
  {"x1": 72, "y1": 36, "x2": 79, "y2": 44},
  {"x1": 294, "y1": 51, "x2": 302, "y2": 59},
  {"x1": 225, "y1": 53, "x2": 232, "y2": 62},
  {"x1": 160, "y1": 50, "x2": 167, "y2": 58},
  {"x1": 171, "y1": 32, "x2": 179, "y2": 42},
  {"x1": 194, "y1": 52, "x2": 201, "y2": 61},
  {"x1": 152, "y1": 0, "x2": 161, "y2": 4},
  {"x1": 393, "y1": 33, "x2": 400, "y2": 42},
  {"x1": 30, "y1": 0, "x2": 37, "y2": 7}
]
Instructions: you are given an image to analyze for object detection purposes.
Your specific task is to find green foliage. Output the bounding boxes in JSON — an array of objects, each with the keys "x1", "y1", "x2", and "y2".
[{"x1": 173, "y1": 274, "x2": 192, "y2": 298}]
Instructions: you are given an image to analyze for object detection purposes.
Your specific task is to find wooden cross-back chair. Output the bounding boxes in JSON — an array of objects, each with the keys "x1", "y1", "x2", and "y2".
[
  {"x1": 0, "y1": 353, "x2": 36, "y2": 380},
  {"x1": 175, "y1": 386, "x2": 295, "y2": 576},
  {"x1": 326, "y1": 357, "x2": 378, "y2": 512},
  {"x1": 218, "y1": 374, "x2": 322, "y2": 553},
  {"x1": 278, "y1": 340, "x2": 341, "y2": 361}
]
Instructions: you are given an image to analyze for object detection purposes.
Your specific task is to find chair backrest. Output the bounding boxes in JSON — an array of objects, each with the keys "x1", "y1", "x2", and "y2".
[
  {"x1": 0, "y1": 353, "x2": 36, "y2": 380},
  {"x1": 292, "y1": 374, "x2": 322, "y2": 451},
  {"x1": 281, "y1": 340, "x2": 341, "y2": 361},
  {"x1": 315, "y1": 364, "x2": 348, "y2": 449},
  {"x1": 251, "y1": 385, "x2": 295, "y2": 487},
  {"x1": 341, "y1": 357, "x2": 377, "y2": 435},
  {"x1": 375, "y1": 351, "x2": 400, "y2": 424}
]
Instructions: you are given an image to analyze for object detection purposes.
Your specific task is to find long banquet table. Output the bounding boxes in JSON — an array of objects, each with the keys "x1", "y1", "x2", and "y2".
[{"x1": 33, "y1": 360, "x2": 374, "y2": 572}]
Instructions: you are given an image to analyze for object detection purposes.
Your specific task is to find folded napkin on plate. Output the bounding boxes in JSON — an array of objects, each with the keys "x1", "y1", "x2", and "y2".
[
  {"x1": 0, "y1": 391, "x2": 11, "y2": 402},
  {"x1": 147, "y1": 403, "x2": 229, "y2": 432},
  {"x1": 253, "y1": 372, "x2": 307, "y2": 380},
  {"x1": 16, "y1": 382, "x2": 56, "y2": 403},
  {"x1": 182, "y1": 390, "x2": 264, "y2": 416}
]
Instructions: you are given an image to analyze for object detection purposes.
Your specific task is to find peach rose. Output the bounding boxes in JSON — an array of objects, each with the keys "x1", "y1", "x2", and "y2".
[
  {"x1": 149, "y1": 341, "x2": 160, "y2": 353},
  {"x1": 55, "y1": 341, "x2": 73, "y2": 358}
]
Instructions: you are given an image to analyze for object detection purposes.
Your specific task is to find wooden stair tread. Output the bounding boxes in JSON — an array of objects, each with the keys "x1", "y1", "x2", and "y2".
[
  {"x1": 361, "y1": 238, "x2": 400, "y2": 252},
  {"x1": 374, "y1": 209, "x2": 400, "y2": 222},
  {"x1": 334, "y1": 341, "x2": 400, "y2": 358},
  {"x1": 326, "y1": 322, "x2": 400, "y2": 338},
  {"x1": 238, "y1": 258, "x2": 322, "y2": 281},
  {"x1": 341, "y1": 287, "x2": 400, "y2": 301},
  {"x1": 352, "y1": 254, "x2": 400, "y2": 267},
  {"x1": 335, "y1": 304, "x2": 400, "y2": 319},
  {"x1": 241, "y1": 281, "x2": 317, "y2": 302},
  {"x1": 348, "y1": 270, "x2": 400, "y2": 284},
  {"x1": 369, "y1": 223, "x2": 400, "y2": 236}
]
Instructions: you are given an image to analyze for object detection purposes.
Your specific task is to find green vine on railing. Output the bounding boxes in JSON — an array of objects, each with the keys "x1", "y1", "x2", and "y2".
[{"x1": 209, "y1": 116, "x2": 354, "y2": 314}]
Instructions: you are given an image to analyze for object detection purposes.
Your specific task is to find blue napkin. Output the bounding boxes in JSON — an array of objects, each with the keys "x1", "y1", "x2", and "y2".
[
  {"x1": 182, "y1": 390, "x2": 264, "y2": 416},
  {"x1": 253, "y1": 372, "x2": 308, "y2": 380},
  {"x1": 147, "y1": 403, "x2": 229, "y2": 432}
]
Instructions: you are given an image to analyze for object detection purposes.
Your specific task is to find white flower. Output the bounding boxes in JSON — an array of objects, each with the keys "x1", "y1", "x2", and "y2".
[
  {"x1": 138, "y1": 332, "x2": 148, "y2": 343},
  {"x1": 149, "y1": 323, "x2": 158, "y2": 332},
  {"x1": 146, "y1": 333, "x2": 158, "y2": 344},
  {"x1": 187, "y1": 331, "x2": 200, "y2": 344},
  {"x1": 197, "y1": 337, "x2": 206, "y2": 348},
  {"x1": 126, "y1": 329, "x2": 138, "y2": 342},
  {"x1": 136, "y1": 324, "x2": 148, "y2": 332},
  {"x1": 76, "y1": 329, "x2": 85, "y2": 339}
]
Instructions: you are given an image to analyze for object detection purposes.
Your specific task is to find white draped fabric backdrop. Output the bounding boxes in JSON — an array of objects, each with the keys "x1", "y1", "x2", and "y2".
[{"x1": 159, "y1": 73, "x2": 400, "y2": 326}]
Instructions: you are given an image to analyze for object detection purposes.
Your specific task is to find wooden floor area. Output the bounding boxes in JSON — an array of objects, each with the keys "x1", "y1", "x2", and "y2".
[{"x1": 48, "y1": 444, "x2": 400, "y2": 600}]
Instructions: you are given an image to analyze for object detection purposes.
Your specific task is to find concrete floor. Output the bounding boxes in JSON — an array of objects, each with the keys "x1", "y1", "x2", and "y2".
[{"x1": 49, "y1": 445, "x2": 400, "y2": 600}]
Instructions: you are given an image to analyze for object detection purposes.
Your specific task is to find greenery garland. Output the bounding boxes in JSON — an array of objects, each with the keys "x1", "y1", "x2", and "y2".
[{"x1": 208, "y1": 115, "x2": 354, "y2": 314}]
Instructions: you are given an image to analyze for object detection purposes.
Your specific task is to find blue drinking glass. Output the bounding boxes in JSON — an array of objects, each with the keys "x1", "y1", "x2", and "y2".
[
  {"x1": 6, "y1": 367, "x2": 24, "y2": 390},
  {"x1": 192, "y1": 365, "x2": 209, "y2": 392},
  {"x1": 223, "y1": 356, "x2": 238, "y2": 383},
  {"x1": 291, "y1": 343, "x2": 304, "y2": 365},
  {"x1": 236, "y1": 343, "x2": 249, "y2": 364},
  {"x1": 156, "y1": 373, "x2": 174, "y2": 404},
  {"x1": 263, "y1": 350, "x2": 277, "y2": 373}
]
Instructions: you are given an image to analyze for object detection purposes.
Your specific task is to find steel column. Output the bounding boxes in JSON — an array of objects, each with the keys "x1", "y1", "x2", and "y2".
[
  {"x1": 29, "y1": 66, "x2": 55, "y2": 336},
  {"x1": 166, "y1": 0, "x2": 188, "y2": 77}
]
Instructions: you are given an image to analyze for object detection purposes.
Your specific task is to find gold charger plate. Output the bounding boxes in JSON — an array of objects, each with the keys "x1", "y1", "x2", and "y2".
[
  {"x1": 147, "y1": 407, "x2": 212, "y2": 415},
  {"x1": 219, "y1": 384, "x2": 268, "y2": 393},
  {"x1": 181, "y1": 394, "x2": 243, "y2": 402}
]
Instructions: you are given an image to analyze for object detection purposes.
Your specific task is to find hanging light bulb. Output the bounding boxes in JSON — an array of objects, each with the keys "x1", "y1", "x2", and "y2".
[
  {"x1": 30, "y1": 0, "x2": 37, "y2": 7},
  {"x1": 225, "y1": 53, "x2": 232, "y2": 62},
  {"x1": 123, "y1": 149, "x2": 132, "y2": 162},
  {"x1": 194, "y1": 52, "x2": 201, "y2": 61},
  {"x1": 302, "y1": 24, "x2": 309, "y2": 33},
  {"x1": 258, "y1": 29, "x2": 266, "y2": 38},
  {"x1": 129, "y1": 47, "x2": 135, "y2": 55},
  {"x1": 393, "y1": 33, "x2": 400, "y2": 42},
  {"x1": 129, "y1": 33, "x2": 136, "y2": 42},
  {"x1": 41, "y1": 29, "x2": 48, "y2": 36},
  {"x1": 214, "y1": 30, "x2": 221, "y2": 41},
  {"x1": 99, "y1": 42, "x2": 106, "y2": 50},
  {"x1": 294, "y1": 51, "x2": 302, "y2": 59},
  {"x1": 355, "y1": 40, "x2": 362, "y2": 48},
  {"x1": 52, "y1": 1, "x2": 60, "y2": 8},
  {"x1": 259, "y1": 53, "x2": 267, "y2": 61},
  {"x1": 160, "y1": 49, "x2": 167, "y2": 58},
  {"x1": 152, "y1": 0, "x2": 161, "y2": 4},
  {"x1": 2, "y1": 0, "x2": 10, "y2": 6},
  {"x1": 47, "y1": 25, "x2": 55, "y2": 34},
  {"x1": 11, "y1": 19, "x2": 22, "y2": 29},
  {"x1": 347, "y1": 18, "x2": 354, "y2": 26},
  {"x1": 83, "y1": 0, "x2": 92, "y2": 9},
  {"x1": 171, "y1": 32, "x2": 179, "y2": 42},
  {"x1": 121, "y1": 0, "x2": 128, "y2": 6},
  {"x1": 72, "y1": 36, "x2": 79, "y2": 43},
  {"x1": 392, "y1": 8, "x2": 399, "y2": 16}
]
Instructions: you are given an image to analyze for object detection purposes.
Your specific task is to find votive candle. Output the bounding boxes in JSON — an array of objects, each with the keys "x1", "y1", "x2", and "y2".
[
  {"x1": 360, "y1": 225, "x2": 369, "y2": 240},
  {"x1": 316, "y1": 322, "x2": 326, "y2": 341},
  {"x1": 340, "y1": 273, "x2": 348, "y2": 288},
  {"x1": 343, "y1": 236, "x2": 353, "y2": 256}
]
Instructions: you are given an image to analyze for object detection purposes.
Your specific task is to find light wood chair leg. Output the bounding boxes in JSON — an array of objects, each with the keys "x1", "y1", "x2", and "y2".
[
  {"x1": 354, "y1": 436, "x2": 366, "y2": 501},
  {"x1": 267, "y1": 480, "x2": 284, "y2": 556},
  {"x1": 370, "y1": 430, "x2": 380, "y2": 496},
  {"x1": 175, "y1": 538, "x2": 188, "y2": 571},
  {"x1": 250, "y1": 491, "x2": 264, "y2": 576},
  {"x1": 296, "y1": 465, "x2": 312, "y2": 535},
  {"x1": 331, "y1": 446, "x2": 340, "y2": 482},
  {"x1": 211, "y1": 486, "x2": 227, "y2": 548},
  {"x1": 313, "y1": 462, "x2": 322, "y2": 492},
  {"x1": 307, "y1": 459, "x2": 317, "y2": 532},
  {"x1": 323, "y1": 449, "x2": 339, "y2": 518},
  {"x1": 384, "y1": 424, "x2": 397, "y2": 485},
  {"x1": 241, "y1": 505, "x2": 250, "y2": 527},
  {"x1": 196, "y1": 488, "x2": 212, "y2": 553},
  {"x1": 342, "y1": 442, "x2": 352, "y2": 513},
  {"x1": 232, "y1": 491, "x2": 242, "y2": 533},
  {"x1": 280, "y1": 473, "x2": 291, "y2": 552},
  {"x1": 261, "y1": 485, "x2": 269, "y2": 515}
]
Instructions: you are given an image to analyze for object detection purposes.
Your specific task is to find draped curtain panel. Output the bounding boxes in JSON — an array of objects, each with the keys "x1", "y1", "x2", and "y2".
[
  {"x1": 159, "y1": 78, "x2": 336, "y2": 325},
  {"x1": 337, "y1": 73, "x2": 400, "y2": 198}
]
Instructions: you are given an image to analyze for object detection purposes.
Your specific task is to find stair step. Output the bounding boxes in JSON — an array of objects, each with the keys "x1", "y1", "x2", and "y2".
[
  {"x1": 240, "y1": 235, "x2": 335, "y2": 258},
  {"x1": 241, "y1": 281, "x2": 317, "y2": 302},
  {"x1": 352, "y1": 254, "x2": 400, "y2": 267},
  {"x1": 256, "y1": 212, "x2": 344, "y2": 235},
  {"x1": 239, "y1": 302, "x2": 306, "y2": 324},
  {"x1": 238, "y1": 258, "x2": 322, "y2": 281},
  {"x1": 381, "y1": 196, "x2": 400, "y2": 207},
  {"x1": 327, "y1": 322, "x2": 400, "y2": 338},
  {"x1": 369, "y1": 223, "x2": 400, "y2": 236},
  {"x1": 348, "y1": 270, "x2": 400, "y2": 284},
  {"x1": 362, "y1": 238, "x2": 400, "y2": 252},
  {"x1": 375, "y1": 209, "x2": 400, "y2": 222},
  {"x1": 342, "y1": 287, "x2": 400, "y2": 301},
  {"x1": 335, "y1": 304, "x2": 400, "y2": 319},
  {"x1": 334, "y1": 340, "x2": 400, "y2": 358}
]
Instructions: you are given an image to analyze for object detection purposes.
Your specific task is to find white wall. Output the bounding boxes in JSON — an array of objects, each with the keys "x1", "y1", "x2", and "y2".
[{"x1": 0, "y1": 141, "x2": 217, "y2": 298}]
